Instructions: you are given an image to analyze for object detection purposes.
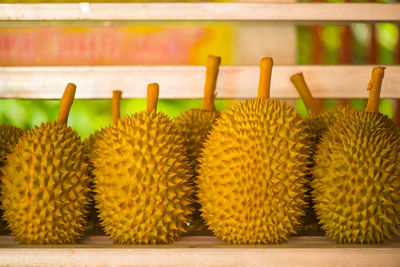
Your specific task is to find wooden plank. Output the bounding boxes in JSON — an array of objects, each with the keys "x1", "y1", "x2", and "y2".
[
  {"x1": 0, "y1": 3, "x2": 399, "y2": 22},
  {"x1": 0, "y1": 65, "x2": 399, "y2": 99},
  {"x1": 0, "y1": 235, "x2": 399, "y2": 266},
  {"x1": 0, "y1": 246, "x2": 399, "y2": 267}
]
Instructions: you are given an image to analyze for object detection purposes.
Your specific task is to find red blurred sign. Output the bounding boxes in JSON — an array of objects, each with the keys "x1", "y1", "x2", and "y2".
[{"x1": 0, "y1": 26, "x2": 209, "y2": 65}]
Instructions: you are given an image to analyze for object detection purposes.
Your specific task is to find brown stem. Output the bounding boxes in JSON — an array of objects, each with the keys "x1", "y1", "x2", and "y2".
[
  {"x1": 201, "y1": 55, "x2": 221, "y2": 111},
  {"x1": 258, "y1": 57, "x2": 273, "y2": 99},
  {"x1": 112, "y1": 90, "x2": 122, "y2": 124},
  {"x1": 365, "y1": 66, "x2": 385, "y2": 113},
  {"x1": 57, "y1": 83, "x2": 76, "y2": 125},
  {"x1": 147, "y1": 83, "x2": 159, "y2": 112},
  {"x1": 290, "y1": 72, "x2": 322, "y2": 116}
]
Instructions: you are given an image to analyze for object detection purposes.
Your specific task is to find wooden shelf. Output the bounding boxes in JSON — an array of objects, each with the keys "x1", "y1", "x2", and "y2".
[
  {"x1": 0, "y1": 3, "x2": 399, "y2": 22},
  {"x1": 0, "y1": 235, "x2": 399, "y2": 266},
  {"x1": 1, "y1": 65, "x2": 399, "y2": 99}
]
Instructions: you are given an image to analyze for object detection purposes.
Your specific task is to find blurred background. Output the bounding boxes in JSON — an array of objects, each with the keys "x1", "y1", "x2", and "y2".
[{"x1": 0, "y1": 0, "x2": 399, "y2": 138}]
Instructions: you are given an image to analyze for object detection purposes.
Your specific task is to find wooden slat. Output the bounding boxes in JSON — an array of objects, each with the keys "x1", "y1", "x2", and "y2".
[
  {"x1": 0, "y1": 3, "x2": 399, "y2": 22},
  {"x1": 0, "y1": 235, "x2": 399, "y2": 266},
  {"x1": 1, "y1": 65, "x2": 399, "y2": 99},
  {"x1": 0, "y1": 247, "x2": 399, "y2": 267}
]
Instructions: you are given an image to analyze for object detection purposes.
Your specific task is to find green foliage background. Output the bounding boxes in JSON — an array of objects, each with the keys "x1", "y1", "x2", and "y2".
[{"x1": 0, "y1": 98, "x2": 234, "y2": 138}]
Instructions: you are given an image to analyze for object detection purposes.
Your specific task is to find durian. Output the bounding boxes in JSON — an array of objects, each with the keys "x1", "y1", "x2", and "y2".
[
  {"x1": 175, "y1": 55, "x2": 221, "y2": 231},
  {"x1": 92, "y1": 83, "x2": 193, "y2": 244},
  {"x1": 0, "y1": 83, "x2": 90, "y2": 244},
  {"x1": 290, "y1": 72, "x2": 353, "y2": 232},
  {"x1": 0, "y1": 125, "x2": 25, "y2": 169},
  {"x1": 290, "y1": 72, "x2": 352, "y2": 145},
  {"x1": 312, "y1": 66, "x2": 400, "y2": 244},
  {"x1": 0, "y1": 125, "x2": 25, "y2": 230},
  {"x1": 197, "y1": 58, "x2": 310, "y2": 244},
  {"x1": 85, "y1": 90, "x2": 122, "y2": 233},
  {"x1": 86, "y1": 90, "x2": 122, "y2": 153}
]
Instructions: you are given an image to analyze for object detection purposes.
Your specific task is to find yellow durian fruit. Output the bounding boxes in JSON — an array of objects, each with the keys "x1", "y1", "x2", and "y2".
[
  {"x1": 175, "y1": 55, "x2": 221, "y2": 231},
  {"x1": 313, "y1": 67, "x2": 400, "y2": 244},
  {"x1": 0, "y1": 125, "x2": 25, "y2": 230},
  {"x1": 85, "y1": 90, "x2": 122, "y2": 233},
  {"x1": 290, "y1": 72, "x2": 352, "y2": 145},
  {"x1": 290, "y1": 72, "x2": 353, "y2": 232},
  {"x1": 0, "y1": 125, "x2": 25, "y2": 169},
  {"x1": 92, "y1": 83, "x2": 193, "y2": 244},
  {"x1": 0, "y1": 83, "x2": 90, "y2": 244},
  {"x1": 198, "y1": 58, "x2": 311, "y2": 244},
  {"x1": 86, "y1": 90, "x2": 122, "y2": 153}
]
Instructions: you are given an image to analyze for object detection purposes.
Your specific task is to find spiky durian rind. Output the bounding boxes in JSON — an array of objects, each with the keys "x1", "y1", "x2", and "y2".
[
  {"x1": 301, "y1": 106, "x2": 353, "y2": 232},
  {"x1": 0, "y1": 121, "x2": 90, "y2": 244},
  {"x1": 313, "y1": 111, "x2": 400, "y2": 244},
  {"x1": 92, "y1": 111, "x2": 193, "y2": 244},
  {"x1": 175, "y1": 109, "x2": 220, "y2": 170},
  {"x1": 198, "y1": 98, "x2": 311, "y2": 244},
  {"x1": 85, "y1": 128, "x2": 107, "y2": 159},
  {"x1": 0, "y1": 125, "x2": 25, "y2": 168},
  {"x1": 84, "y1": 129, "x2": 107, "y2": 233},
  {"x1": 0, "y1": 125, "x2": 25, "y2": 230},
  {"x1": 175, "y1": 109, "x2": 220, "y2": 231},
  {"x1": 305, "y1": 106, "x2": 352, "y2": 146}
]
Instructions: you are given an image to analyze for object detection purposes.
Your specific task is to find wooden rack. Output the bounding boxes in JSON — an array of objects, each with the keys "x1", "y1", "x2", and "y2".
[{"x1": 0, "y1": 2, "x2": 399, "y2": 266}]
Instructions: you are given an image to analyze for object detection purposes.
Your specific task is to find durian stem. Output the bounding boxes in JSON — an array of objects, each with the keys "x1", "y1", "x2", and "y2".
[
  {"x1": 365, "y1": 66, "x2": 385, "y2": 113},
  {"x1": 290, "y1": 72, "x2": 322, "y2": 116},
  {"x1": 146, "y1": 83, "x2": 159, "y2": 112},
  {"x1": 201, "y1": 55, "x2": 221, "y2": 111},
  {"x1": 258, "y1": 57, "x2": 273, "y2": 99},
  {"x1": 112, "y1": 90, "x2": 122, "y2": 124},
  {"x1": 57, "y1": 83, "x2": 76, "y2": 125}
]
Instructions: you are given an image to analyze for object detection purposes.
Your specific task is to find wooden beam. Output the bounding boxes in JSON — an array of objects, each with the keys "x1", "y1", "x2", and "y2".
[
  {"x1": 0, "y1": 235, "x2": 399, "y2": 266},
  {"x1": 1, "y1": 65, "x2": 399, "y2": 99},
  {"x1": 0, "y1": 244, "x2": 399, "y2": 266},
  {"x1": 0, "y1": 3, "x2": 399, "y2": 22}
]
